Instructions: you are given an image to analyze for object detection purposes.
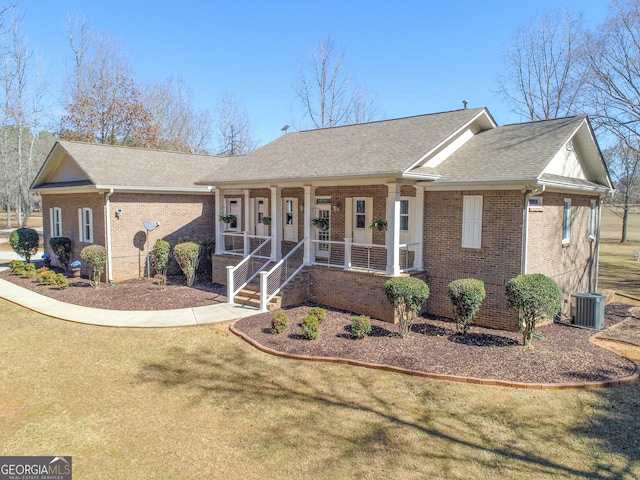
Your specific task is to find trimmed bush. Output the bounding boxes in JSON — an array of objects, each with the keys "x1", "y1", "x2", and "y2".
[
  {"x1": 11, "y1": 261, "x2": 26, "y2": 276},
  {"x1": 271, "y1": 310, "x2": 290, "y2": 334},
  {"x1": 151, "y1": 239, "x2": 171, "y2": 289},
  {"x1": 54, "y1": 273, "x2": 69, "y2": 289},
  {"x1": 448, "y1": 278, "x2": 486, "y2": 335},
  {"x1": 37, "y1": 268, "x2": 57, "y2": 285},
  {"x1": 81, "y1": 245, "x2": 107, "y2": 287},
  {"x1": 49, "y1": 237, "x2": 72, "y2": 271},
  {"x1": 9, "y1": 228, "x2": 39, "y2": 263},
  {"x1": 384, "y1": 277, "x2": 430, "y2": 338},
  {"x1": 505, "y1": 274, "x2": 562, "y2": 348},
  {"x1": 307, "y1": 306, "x2": 327, "y2": 322},
  {"x1": 301, "y1": 314, "x2": 320, "y2": 340},
  {"x1": 23, "y1": 263, "x2": 37, "y2": 279},
  {"x1": 173, "y1": 241, "x2": 201, "y2": 287},
  {"x1": 351, "y1": 315, "x2": 372, "y2": 339}
]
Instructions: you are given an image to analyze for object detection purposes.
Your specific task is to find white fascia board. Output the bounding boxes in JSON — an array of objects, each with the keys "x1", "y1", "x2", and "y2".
[
  {"x1": 29, "y1": 185, "x2": 97, "y2": 195},
  {"x1": 404, "y1": 108, "x2": 497, "y2": 173},
  {"x1": 95, "y1": 185, "x2": 214, "y2": 193},
  {"x1": 537, "y1": 178, "x2": 612, "y2": 194}
]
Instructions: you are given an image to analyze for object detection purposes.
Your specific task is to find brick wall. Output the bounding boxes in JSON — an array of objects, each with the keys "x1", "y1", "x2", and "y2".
[{"x1": 527, "y1": 193, "x2": 598, "y2": 315}]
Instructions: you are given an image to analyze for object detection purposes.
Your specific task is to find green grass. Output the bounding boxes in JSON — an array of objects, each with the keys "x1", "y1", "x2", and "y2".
[
  {"x1": 1, "y1": 299, "x2": 639, "y2": 479},
  {"x1": 599, "y1": 209, "x2": 640, "y2": 297}
]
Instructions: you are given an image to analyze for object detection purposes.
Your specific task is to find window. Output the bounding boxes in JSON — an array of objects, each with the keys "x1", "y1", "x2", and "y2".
[
  {"x1": 462, "y1": 195, "x2": 483, "y2": 249},
  {"x1": 400, "y1": 199, "x2": 409, "y2": 231},
  {"x1": 50, "y1": 207, "x2": 62, "y2": 238},
  {"x1": 78, "y1": 207, "x2": 93, "y2": 243},
  {"x1": 285, "y1": 200, "x2": 294, "y2": 226},
  {"x1": 589, "y1": 200, "x2": 596, "y2": 240},
  {"x1": 528, "y1": 196, "x2": 543, "y2": 211},
  {"x1": 562, "y1": 198, "x2": 572, "y2": 244}
]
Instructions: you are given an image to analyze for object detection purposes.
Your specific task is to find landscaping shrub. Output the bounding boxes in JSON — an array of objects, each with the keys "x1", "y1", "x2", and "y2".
[
  {"x1": 351, "y1": 315, "x2": 372, "y2": 339},
  {"x1": 301, "y1": 314, "x2": 320, "y2": 340},
  {"x1": 81, "y1": 245, "x2": 107, "y2": 287},
  {"x1": 37, "y1": 268, "x2": 57, "y2": 285},
  {"x1": 9, "y1": 227, "x2": 39, "y2": 263},
  {"x1": 448, "y1": 278, "x2": 486, "y2": 335},
  {"x1": 54, "y1": 273, "x2": 69, "y2": 289},
  {"x1": 505, "y1": 274, "x2": 562, "y2": 348},
  {"x1": 271, "y1": 310, "x2": 290, "y2": 334},
  {"x1": 151, "y1": 239, "x2": 171, "y2": 289},
  {"x1": 173, "y1": 241, "x2": 201, "y2": 287},
  {"x1": 23, "y1": 263, "x2": 36, "y2": 279},
  {"x1": 384, "y1": 277, "x2": 430, "y2": 338},
  {"x1": 11, "y1": 261, "x2": 26, "y2": 276},
  {"x1": 49, "y1": 237, "x2": 72, "y2": 271},
  {"x1": 307, "y1": 306, "x2": 327, "y2": 322}
]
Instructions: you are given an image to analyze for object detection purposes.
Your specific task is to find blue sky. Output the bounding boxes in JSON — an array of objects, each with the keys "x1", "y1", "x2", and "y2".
[{"x1": 22, "y1": 0, "x2": 610, "y2": 147}]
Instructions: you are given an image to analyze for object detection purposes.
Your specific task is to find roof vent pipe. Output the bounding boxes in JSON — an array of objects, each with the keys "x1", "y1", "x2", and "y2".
[{"x1": 462, "y1": 100, "x2": 468, "y2": 109}]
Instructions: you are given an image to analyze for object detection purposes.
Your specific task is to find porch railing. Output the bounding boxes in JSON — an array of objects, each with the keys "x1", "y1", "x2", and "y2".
[
  {"x1": 221, "y1": 232, "x2": 270, "y2": 256},
  {"x1": 259, "y1": 237, "x2": 306, "y2": 311},
  {"x1": 311, "y1": 239, "x2": 420, "y2": 273},
  {"x1": 227, "y1": 236, "x2": 272, "y2": 304}
]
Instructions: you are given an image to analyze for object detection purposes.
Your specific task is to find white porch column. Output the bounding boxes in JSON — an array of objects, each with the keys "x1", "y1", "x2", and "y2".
[
  {"x1": 214, "y1": 188, "x2": 223, "y2": 255},
  {"x1": 386, "y1": 183, "x2": 401, "y2": 276},
  {"x1": 303, "y1": 186, "x2": 315, "y2": 265},
  {"x1": 414, "y1": 185, "x2": 425, "y2": 270},
  {"x1": 243, "y1": 189, "x2": 251, "y2": 254},
  {"x1": 270, "y1": 186, "x2": 283, "y2": 261}
]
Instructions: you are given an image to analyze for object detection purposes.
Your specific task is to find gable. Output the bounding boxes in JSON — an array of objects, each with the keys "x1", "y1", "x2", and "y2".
[
  {"x1": 542, "y1": 140, "x2": 587, "y2": 180},
  {"x1": 31, "y1": 143, "x2": 93, "y2": 188}
]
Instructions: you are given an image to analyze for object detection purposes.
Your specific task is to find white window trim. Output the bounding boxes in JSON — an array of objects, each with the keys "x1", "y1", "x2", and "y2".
[
  {"x1": 562, "y1": 198, "x2": 572, "y2": 245},
  {"x1": 78, "y1": 207, "x2": 94, "y2": 243},
  {"x1": 528, "y1": 196, "x2": 543, "y2": 212},
  {"x1": 50, "y1": 207, "x2": 62, "y2": 238},
  {"x1": 462, "y1": 195, "x2": 483, "y2": 249},
  {"x1": 589, "y1": 199, "x2": 596, "y2": 240}
]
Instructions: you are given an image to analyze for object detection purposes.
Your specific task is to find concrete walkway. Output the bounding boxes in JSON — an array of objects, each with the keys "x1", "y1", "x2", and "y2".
[{"x1": 0, "y1": 254, "x2": 259, "y2": 327}]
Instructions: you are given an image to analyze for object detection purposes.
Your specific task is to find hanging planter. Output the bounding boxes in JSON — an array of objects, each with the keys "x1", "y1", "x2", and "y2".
[
  {"x1": 262, "y1": 216, "x2": 272, "y2": 225},
  {"x1": 311, "y1": 217, "x2": 329, "y2": 231},
  {"x1": 369, "y1": 219, "x2": 388, "y2": 232},
  {"x1": 218, "y1": 214, "x2": 236, "y2": 224}
]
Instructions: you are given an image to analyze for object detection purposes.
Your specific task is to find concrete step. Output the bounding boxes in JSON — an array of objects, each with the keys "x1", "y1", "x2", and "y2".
[{"x1": 234, "y1": 289, "x2": 282, "y2": 311}]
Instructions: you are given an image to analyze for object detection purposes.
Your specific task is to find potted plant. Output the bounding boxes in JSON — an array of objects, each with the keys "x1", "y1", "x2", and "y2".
[
  {"x1": 370, "y1": 219, "x2": 388, "y2": 232},
  {"x1": 262, "y1": 216, "x2": 272, "y2": 225},
  {"x1": 311, "y1": 217, "x2": 329, "y2": 231},
  {"x1": 41, "y1": 252, "x2": 51, "y2": 267},
  {"x1": 70, "y1": 260, "x2": 82, "y2": 278},
  {"x1": 218, "y1": 214, "x2": 236, "y2": 224}
]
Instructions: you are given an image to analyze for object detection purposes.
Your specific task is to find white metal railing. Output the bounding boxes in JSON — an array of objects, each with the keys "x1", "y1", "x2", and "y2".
[
  {"x1": 221, "y1": 232, "x2": 270, "y2": 257},
  {"x1": 399, "y1": 242, "x2": 420, "y2": 271},
  {"x1": 259, "y1": 237, "x2": 306, "y2": 311},
  {"x1": 227, "y1": 236, "x2": 272, "y2": 304}
]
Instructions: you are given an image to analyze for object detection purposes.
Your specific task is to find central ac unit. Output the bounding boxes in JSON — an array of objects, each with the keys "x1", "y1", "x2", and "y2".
[{"x1": 570, "y1": 293, "x2": 605, "y2": 330}]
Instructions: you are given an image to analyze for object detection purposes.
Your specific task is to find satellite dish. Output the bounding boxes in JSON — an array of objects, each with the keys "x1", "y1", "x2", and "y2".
[{"x1": 143, "y1": 220, "x2": 157, "y2": 231}]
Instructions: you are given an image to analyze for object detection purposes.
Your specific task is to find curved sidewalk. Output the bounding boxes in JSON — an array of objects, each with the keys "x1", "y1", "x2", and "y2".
[{"x1": 0, "y1": 277, "x2": 259, "y2": 327}]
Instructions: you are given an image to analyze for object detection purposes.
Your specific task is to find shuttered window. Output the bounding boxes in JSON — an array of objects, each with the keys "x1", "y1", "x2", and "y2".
[
  {"x1": 562, "y1": 198, "x2": 571, "y2": 244},
  {"x1": 462, "y1": 195, "x2": 482, "y2": 249},
  {"x1": 50, "y1": 207, "x2": 62, "y2": 238},
  {"x1": 78, "y1": 207, "x2": 93, "y2": 243}
]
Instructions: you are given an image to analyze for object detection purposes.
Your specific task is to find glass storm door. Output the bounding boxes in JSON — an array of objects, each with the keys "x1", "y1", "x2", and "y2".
[
  {"x1": 314, "y1": 204, "x2": 330, "y2": 259},
  {"x1": 255, "y1": 198, "x2": 268, "y2": 236},
  {"x1": 225, "y1": 198, "x2": 241, "y2": 231}
]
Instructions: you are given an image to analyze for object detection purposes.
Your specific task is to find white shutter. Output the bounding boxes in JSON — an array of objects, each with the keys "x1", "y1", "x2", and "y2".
[
  {"x1": 78, "y1": 208, "x2": 83, "y2": 242},
  {"x1": 50, "y1": 208, "x2": 54, "y2": 239},
  {"x1": 462, "y1": 195, "x2": 483, "y2": 249},
  {"x1": 87, "y1": 208, "x2": 93, "y2": 243}
]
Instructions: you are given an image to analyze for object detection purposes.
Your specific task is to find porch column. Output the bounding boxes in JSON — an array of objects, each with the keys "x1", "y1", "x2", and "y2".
[
  {"x1": 270, "y1": 186, "x2": 283, "y2": 261},
  {"x1": 214, "y1": 188, "x2": 223, "y2": 255},
  {"x1": 243, "y1": 189, "x2": 251, "y2": 254},
  {"x1": 386, "y1": 183, "x2": 401, "y2": 276},
  {"x1": 303, "y1": 186, "x2": 315, "y2": 265},
  {"x1": 414, "y1": 185, "x2": 425, "y2": 270}
]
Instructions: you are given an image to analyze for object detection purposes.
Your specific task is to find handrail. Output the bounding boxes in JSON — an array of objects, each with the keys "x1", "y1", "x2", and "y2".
[
  {"x1": 226, "y1": 236, "x2": 272, "y2": 304},
  {"x1": 259, "y1": 237, "x2": 306, "y2": 311}
]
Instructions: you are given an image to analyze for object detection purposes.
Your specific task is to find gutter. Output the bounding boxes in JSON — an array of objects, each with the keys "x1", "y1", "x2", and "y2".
[
  {"x1": 522, "y1": 185, "x2": 545, "y2": 274},
  {"x1": 593, "y1": 193, "x2": 608, "y2": 293},
  {"x1": 105, "y1": 188, "x2": 114, "y2": 282},
  {"x1": 96, "y1": 185, "x2": 214, "y2": 193}
]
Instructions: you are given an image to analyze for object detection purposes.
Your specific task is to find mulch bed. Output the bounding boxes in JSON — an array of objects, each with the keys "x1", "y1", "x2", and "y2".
[
  {"x1": 233, "y1": 303, "x2": 639, "y2": 385},
  {"x1": 0, "y1": 267, "x2": 227, "y2": 310}
]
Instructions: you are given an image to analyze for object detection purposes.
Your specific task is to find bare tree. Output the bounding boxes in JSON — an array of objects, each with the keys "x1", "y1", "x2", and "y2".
[
  {"x1": 213, "y1": 93, "x2": 257, "y2": 155},
  {"x1": 294, "y1": 37, "x2": 378, "y2": 129},
  {"x1": 498, "y1": 10, "x2": 587, "y2": 121},
  {"x1": 605, "y1": 140, "x2": 640, "y2": 242},
  {"x1": 144, "y1": 77, "x2": 212, "y2": 153}
]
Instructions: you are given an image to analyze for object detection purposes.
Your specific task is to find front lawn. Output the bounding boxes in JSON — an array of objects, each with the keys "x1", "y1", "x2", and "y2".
[{"x1": 1, "y1": 298, "x2": 638, "y2": 479}]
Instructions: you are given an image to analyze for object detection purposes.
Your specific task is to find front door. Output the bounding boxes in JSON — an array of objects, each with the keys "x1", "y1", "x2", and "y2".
[
  {"x1": 314, "y1": 201, "x2": 330, "y2": 259},
  {"x1": 225, "y1": 198, "x2": 241, "y2": 231},
  {"x1": 352, "y1": 198, "x2": 372, "y2": 244},
  {"x1": 255, "y1": 198, "x2": 268, "y2": 236},
  {"x1": 283, "y1": 198, "x2": 298, "y2": 242}
]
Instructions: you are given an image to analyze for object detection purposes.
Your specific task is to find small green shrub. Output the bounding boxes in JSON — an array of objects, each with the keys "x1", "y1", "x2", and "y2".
[
  {"x1": 351, "y1": 315, "x2": 372, "y2": 339},
  {"x1": 54, "y1": 273, "x2": 69, "y2": 289},
  {"x1": 151, "y1": 239, "x2": 171, "y2": 289},
  {"x1": 173, "y1": 241, "x2": 201, "y2": 287},
  {"x1": 23, "y1": 263, "x2": 37, "y2": 278},
  {"x1": 448, "y1": 278, "x2": 486, "y2": 335},
  {"x1": 11, "y1": 261, "x2": 26, "y2": 276},
  {"x1": 81, "y1": 245, "x2": 107, "y2": 287},
  {"x1": 384, "y1": 277, "x2": 430, "y2": 338},
  {"x1": 505, "y1": 274, "x2": 562, "y2": 348},
  {"x1": 9, "y1": 260, "x2": 24, "y2": 271},
  {"x1": 49, "y1": 237, "x2": 72, "y2": 271},
  {"x1": 38, "y1": 269, "x2": 57, "y2": 285},
  {"x1": 271, "y1": 310, "x2": 290, "y2": 334},
  {"x1": 301, "y1": 314, "x2": 320, "y2": 340},
  {"x1": 36, "y1": 266, "x2": 50, "y2": 282},
  {"x1": 307, "y1": 306, "x2": 327, "y2": 322},
  {"x1": 9, "y1": 227, "x2": 39, "y2": 262}
]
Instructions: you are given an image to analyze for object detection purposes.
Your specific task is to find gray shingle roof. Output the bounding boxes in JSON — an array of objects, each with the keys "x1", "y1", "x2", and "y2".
[
  {"x1": 415, "y1": 116, "x2": 587, "y2": 183},
  {"x1": 197, "y1": 108, "x2": 487, "y2": 183}
]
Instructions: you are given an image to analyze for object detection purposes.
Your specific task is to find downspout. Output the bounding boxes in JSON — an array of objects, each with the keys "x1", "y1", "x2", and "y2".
[
  {"x1": 105, "y1": 188, "x2": 114, "y2": 282},
  {"x1": 522, "y1": 185, "x2": 545, "y2": 274},
  {"x1": 593, "y1": 194, "x2": 604, "y2": 293}
]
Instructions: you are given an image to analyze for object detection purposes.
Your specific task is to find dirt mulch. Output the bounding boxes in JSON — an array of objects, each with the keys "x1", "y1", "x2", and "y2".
[
  {"x1": 232, "y1": 303, "x2": 639, "y2": 385},
  {"x1": 0, "y1": 267, "x2": 227, "y2": 310}
]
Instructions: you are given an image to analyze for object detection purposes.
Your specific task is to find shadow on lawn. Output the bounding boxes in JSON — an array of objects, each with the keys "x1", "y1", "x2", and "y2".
[{"x1": 136, "y1": 342, "x2": 640, "y2": 478}]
